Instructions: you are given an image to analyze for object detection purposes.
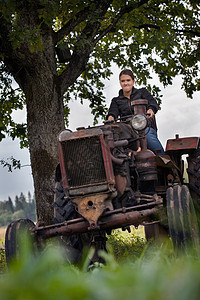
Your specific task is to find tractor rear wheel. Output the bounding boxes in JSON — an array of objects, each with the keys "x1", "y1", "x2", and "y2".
[
  {"x1": 5, "y1": 219, "x2": 36, "y2": 264},
  {"x1": 187, "y1": 147, "x2": 200, "y2": 202},
  {"x1": 166, "y1": 185, "x2": 200, "y2": 250}
]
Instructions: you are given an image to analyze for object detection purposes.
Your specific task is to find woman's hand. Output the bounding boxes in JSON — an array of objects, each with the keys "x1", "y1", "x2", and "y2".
[
  {"x1": 108, "y1": 115, "x2": 114, "y2": 121},
  {"x1": 147, "y1": 108, "x2": 154, "y2": 119}
]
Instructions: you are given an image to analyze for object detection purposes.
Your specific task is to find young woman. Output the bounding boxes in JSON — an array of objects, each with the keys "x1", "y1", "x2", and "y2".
[{"x1": 107, "y1": 69, "x2": 164, "y2": 155}]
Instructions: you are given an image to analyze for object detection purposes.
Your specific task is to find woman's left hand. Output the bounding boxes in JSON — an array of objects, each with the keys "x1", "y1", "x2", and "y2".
[{"x1": 147, "y1": 108, "x2": 154, "y2": 119}]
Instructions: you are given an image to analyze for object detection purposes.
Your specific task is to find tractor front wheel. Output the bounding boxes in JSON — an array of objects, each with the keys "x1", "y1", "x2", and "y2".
[
  {"x1": 53, "y1": 176, "x2": 107, "y2": 265},
  {"x1": 53, "y1": 179, "x2": 84, "y2": 263}
]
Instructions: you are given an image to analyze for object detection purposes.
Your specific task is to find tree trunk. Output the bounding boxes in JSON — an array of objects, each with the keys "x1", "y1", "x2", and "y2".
[
  {"x1": 1, "y1": 1, "x2": 96, "y2": 224},
  {"x1": 9, "y1": 35, "x2": 90, "y2": 224},
  {"x1": 25, "y1": 70, "x2": 65, "y2": 224},
  {"x1": 4, "y1": 10, "x2": 68, "y2": 223},
  {"x1": 12, "y1": 44, "x2": 66, "y2": 224}
]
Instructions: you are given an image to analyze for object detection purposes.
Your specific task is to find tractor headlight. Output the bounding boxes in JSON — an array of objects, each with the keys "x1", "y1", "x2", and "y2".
[{"x1": 131, "y1": 114, "x2": 147, "y2": 131}]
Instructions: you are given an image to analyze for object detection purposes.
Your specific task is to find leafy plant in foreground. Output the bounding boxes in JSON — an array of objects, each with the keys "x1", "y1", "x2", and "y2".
[{"x1": 0, "y1": 236, "x2": 200, "y2": 300}]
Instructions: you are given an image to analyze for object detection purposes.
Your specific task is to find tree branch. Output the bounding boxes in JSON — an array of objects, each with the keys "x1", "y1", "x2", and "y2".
[
  {"x1": 54, "y1": 0, "x2": 112, "y2": 45},
  {"x1": 94, "y1": 0, "x2": 150, "y2": 45},
  {"x1": 56, "y1": 0, "x2": 113, "y2": 95},
  {"x1": 136, "y1": 24, "x2": 200, "y2": 37},
  {"x1": 137, "y1": 24, "x2": 161, "y2": 30},
  {"x1": 0, "y1": 13, "x2": 12, "y2": 55},
  {"x1": 56, "y1": 0, "x2": 150, "y2": 94},
  {"x1": 173, "y1": 28, "x2": 200, "y2": 37},
  {"x1": 54, "y1": 7, "x2": 92, "y2": 45}
]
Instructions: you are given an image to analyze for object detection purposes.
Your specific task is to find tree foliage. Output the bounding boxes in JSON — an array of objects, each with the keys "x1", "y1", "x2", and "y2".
[
  {"x1": 0, "y1": 64, "x2": 26, "y2": 145},
  {"x1": 0, "y1": 0, "x2": 199, "y2": 222},
  {"x1": 0, "y1": 0, "x2": 199, "y2": 139}
]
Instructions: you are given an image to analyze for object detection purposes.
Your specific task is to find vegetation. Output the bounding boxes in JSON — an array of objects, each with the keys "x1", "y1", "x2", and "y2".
[
  {"x1": 0, "y1": 192, "x2": 36, "y2": 226},
  {"x1": 107, "y1": 228, "x2": 146, "y2": 262},
  {"x1": 0, "y1": 0, "x2": 199, "y2": 223},
  {"x1": 0, "y1": 227, "x2": 144, "y2": 274},
  {"x1": 0, "y1": 234, "x2": 200, "y2": 300},
  {"x1": 0, "y1": 249, "x2": 6, "y2": 274},
  {"x1": 0, "y1": 223, "x2": 200, "y2": 299}
]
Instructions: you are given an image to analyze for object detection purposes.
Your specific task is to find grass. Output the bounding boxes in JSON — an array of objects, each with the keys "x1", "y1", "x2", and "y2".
[
  {"x1": 0, "y1": 225, "x2": 200, "y2": 300},
  {"x1": 0, "y1": 226, "x2": 6, "y2": 274},
  {"x1": 0, "y1": 225, "x2": 146, "y2": 273},
  {"x1": 0, "y1": 226, "x2": 6, "y2": 248},
  {"x1": 0, "y1": 238, "x2": 200, "y2": 300}
]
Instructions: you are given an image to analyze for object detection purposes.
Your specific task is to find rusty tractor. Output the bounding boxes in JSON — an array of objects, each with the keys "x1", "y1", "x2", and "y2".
[{"x1": 5, "y1": 99, "x2": 200, "y2": 264}]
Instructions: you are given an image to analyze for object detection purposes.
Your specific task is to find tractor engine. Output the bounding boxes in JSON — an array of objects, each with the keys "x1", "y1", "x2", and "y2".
[
  {"x1": 58, "y1": 127, "x2": 116, "y2": 229},
  {"x1": 58, "y1": 118, "x2": 157, "y2": 229}
]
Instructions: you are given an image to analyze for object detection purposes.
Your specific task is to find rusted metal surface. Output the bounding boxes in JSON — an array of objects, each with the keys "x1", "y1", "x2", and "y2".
[
  {"x1": 68, "y1": 183, "x2": 112, "y2": 196},
  {"x1": 34, "y1": 204, "x2": 160, "y2": 239},
  {"x1": 100, "y1": 135, "x2": 115, "y2": 184},
  {"x1": 166, "y1": 137, "x2": 199, "y2": 152},
  {"x1": 131, "y1": 99, "x2": 148, "y2": 114},
  {"x1": 135, "y1": 149, "x2": 157, "y2": 181},
  {"x1": 115, "y1": 174, "x2": 127, "y2": 195},
  {"x1": 58, "y1": 127, "x2": 103, "y2": 142},
  {"x1": 98, "y1": 207, "x2": 159, "y2": 228},
  {"x1": 71, "y1": 193, "x2": 114, "y2": 229},
  {"x1": 53, "y1": 99, "x2": 161, "y2": 241},
  {"x1": 58, "y1": 142, "x2": 68, "y2": 189},
  {"x1": 144, "y1": 221, "x2": 168, "y2": 241},
  {"x1": 58, "y1": 127, "x2": 115, "y2": 193},
  {"x1": 155, "y1": 155, "x2": 179, "y2": 169},
  {"x1": 131, "y1": 100, "x2": 158, "y2": 182}
]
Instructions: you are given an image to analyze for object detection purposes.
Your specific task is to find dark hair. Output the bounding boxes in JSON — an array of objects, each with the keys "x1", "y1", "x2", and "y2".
[{"x1": 119, "y1": 69, "x2": 135, "y2": 80}]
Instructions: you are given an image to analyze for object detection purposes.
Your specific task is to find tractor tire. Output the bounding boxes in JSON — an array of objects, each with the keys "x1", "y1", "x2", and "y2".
[
  {"x1": 53, "y1": 180, "x2": 83, "y2": 263},
  {"x1": 187, "y1": 147, "x2": 200, "y2": 201},
  {"x1": 166, "y1": 185, "x2": 200, "y2": 250},
  {"x1": 53, "y1": 176, "x2": 107, "y2": 265},
  {"x1": 5, "y1": 219, "x2": 36, "y2": 264}
]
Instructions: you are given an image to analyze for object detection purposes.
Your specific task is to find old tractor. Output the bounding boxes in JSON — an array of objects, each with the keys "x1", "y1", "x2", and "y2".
[{"x1": 5, "y1": 99, "x2": 200, "y2": 264}]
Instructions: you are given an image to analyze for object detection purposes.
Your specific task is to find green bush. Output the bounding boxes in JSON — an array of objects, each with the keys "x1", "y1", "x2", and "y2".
[
  {"x1": 0, "y1": 193, "x2": 36, "y2": 226},
  {"x1": 107, "y1": 229, "x2": 146, "y2": 262},
  {"x1": 12, "y1": 209, "x2": 26, "y2": 220},
  {"x1": 0, "y1": 212, "x2": 13, "y2": 227},
  {"x1": 0, "y1": 249, "x2": 6, "y2": 274}
]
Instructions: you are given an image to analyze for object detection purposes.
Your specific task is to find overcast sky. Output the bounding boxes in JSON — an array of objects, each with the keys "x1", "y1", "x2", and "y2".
[{"x1": 0, "y1": 69, "x2": 199, "y2": 201}]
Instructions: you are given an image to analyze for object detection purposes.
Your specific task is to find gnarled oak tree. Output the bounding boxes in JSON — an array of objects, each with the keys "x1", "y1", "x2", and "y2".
[{"x1": 0, "y1": 0, "x2": 199, "y2": 223}]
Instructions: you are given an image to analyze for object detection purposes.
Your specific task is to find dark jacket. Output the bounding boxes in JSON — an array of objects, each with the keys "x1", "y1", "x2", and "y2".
[{"x1": 107, "y1": 87, "x2": 158, "y2": 131}]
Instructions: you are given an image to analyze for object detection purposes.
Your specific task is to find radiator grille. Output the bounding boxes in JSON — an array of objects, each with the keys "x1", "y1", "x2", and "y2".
[{"x1": 61, "y1": 135, "x2": 107, "y2": 187}]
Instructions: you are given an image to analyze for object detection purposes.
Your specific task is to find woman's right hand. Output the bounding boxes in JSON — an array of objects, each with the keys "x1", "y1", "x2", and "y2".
[{"x1": 108, "y1": 115, "x2": 114, "y2": 121}]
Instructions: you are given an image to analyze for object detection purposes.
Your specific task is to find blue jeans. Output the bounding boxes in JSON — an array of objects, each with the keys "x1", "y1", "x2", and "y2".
[{"x1": 145, "y1": 128, "x2": 165, "y2": 155}]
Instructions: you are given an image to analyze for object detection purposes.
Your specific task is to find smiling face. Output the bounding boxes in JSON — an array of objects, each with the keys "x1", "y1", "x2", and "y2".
[{"x1": 119, "y1": 74, "x2": 135, "y2": 98}]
